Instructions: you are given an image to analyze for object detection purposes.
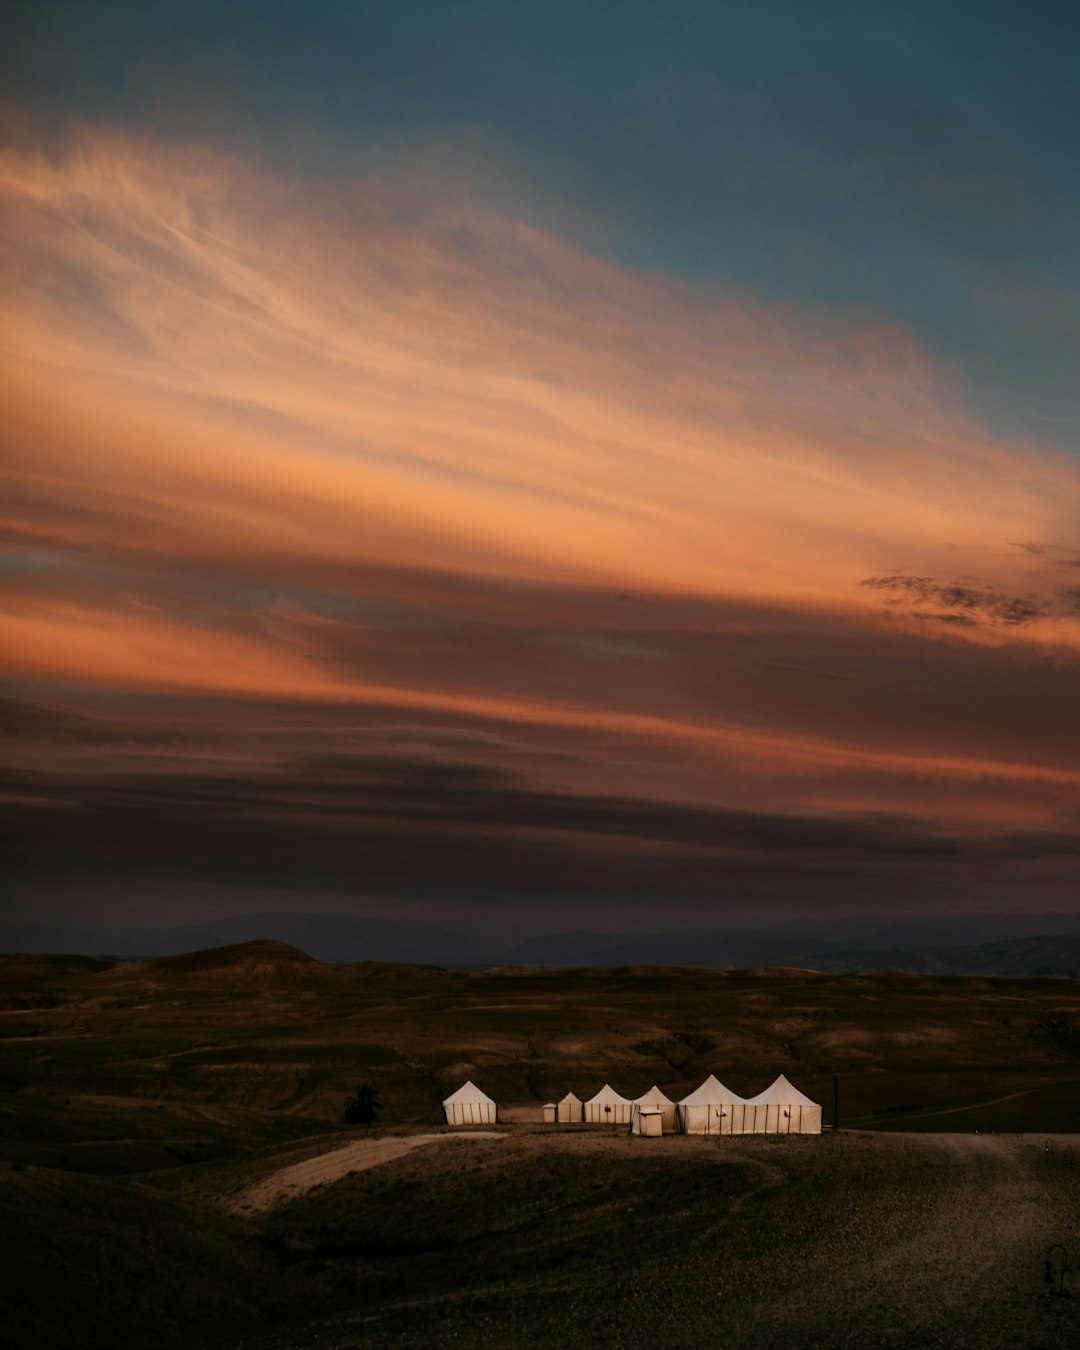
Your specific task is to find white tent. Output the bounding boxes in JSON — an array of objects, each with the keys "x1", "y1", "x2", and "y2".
[
  {"x1": 630, "y1": 1085, "x2": 677, "y2": 1134},
  {"x1": 584, "y1": 1083, "x2": 633, "y2": 1125},
  {"x1": 556, "y1": 1091, "x2": 583, "y2": 1123},
  {"x1": 677, "y1": 1075, "x2": 748, "y2": 1135},
  {"x1": 442, "y1": 1080, "x2": 497, "y2": 1126},
  {"x1": 740, "y1": 1074, "x2": 822, "y2": 1134}
]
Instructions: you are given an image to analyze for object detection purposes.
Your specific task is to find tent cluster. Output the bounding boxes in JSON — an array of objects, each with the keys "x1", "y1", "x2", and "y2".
[
  {"x1": 675, "y1": 1074, "x2": 821, "y2": 1135},
  {"x1": 442, "y1": 1074, "x2": 821, "y2": 1134}
]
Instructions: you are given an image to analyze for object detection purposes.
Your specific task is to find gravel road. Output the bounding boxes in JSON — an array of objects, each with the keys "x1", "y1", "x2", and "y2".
[{"x1": 232, "y1": 1130, "x2": 1080, "y2": 1349}]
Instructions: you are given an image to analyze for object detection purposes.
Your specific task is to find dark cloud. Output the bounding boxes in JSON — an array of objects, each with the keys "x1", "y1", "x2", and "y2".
[
  {"x1": 0, "y1": 696, "x2": 197, "y2": 748},
  {"x1": 1013, "y1": 542, "x2": 1080, "y2": 569},
  {"x1": 862, "y1": 573, "x2": 1053, "y2": 625},
  {"x1": 911, "y1": 612, "x2": 978, "y2": 628},
  {"x1": 4, "y1": 736, "x2": 1079, "y2": 917},
  {"x1": 5, "y1": 560, "x2": 1080, "y2": 805},
  {"x1": 5, "y1": 623, "x2": 1080, "y2": 931}
]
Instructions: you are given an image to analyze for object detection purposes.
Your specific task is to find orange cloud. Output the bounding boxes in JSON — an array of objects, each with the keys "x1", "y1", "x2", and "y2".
[
  {"x1": 2, "y1": 123, "x2": 1080, "y2": 850},
  {"x1": 3, "y1": 587, "x2": 1078, "y2": 834},
  {"x1": 2, "y1": 125, "x2": 1077, "y2": 616}
]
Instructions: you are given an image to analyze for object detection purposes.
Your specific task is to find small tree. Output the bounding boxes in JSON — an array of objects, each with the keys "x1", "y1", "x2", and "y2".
[{"x1": 344, "y1": 1082, "x2": 382, "y2": 1125}]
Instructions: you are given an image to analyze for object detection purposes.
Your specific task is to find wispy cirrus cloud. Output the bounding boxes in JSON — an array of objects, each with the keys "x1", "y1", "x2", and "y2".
[
  {"x1": 3, "y1": 124, "x2": 1077, "y2": 610},
  {"x1": 1, "y1": 122, "x2": 1079, "y2": 921}
]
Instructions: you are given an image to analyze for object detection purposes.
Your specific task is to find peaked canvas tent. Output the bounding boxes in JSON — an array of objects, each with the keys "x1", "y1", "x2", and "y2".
[
  {"x1": 442, "y1": 1080, "x2": 497, "y2": 1126},
  {"x1": 677, "y1": 1075, "x2": 748, "y2": 1135},
  {"x1": 740, "y1": 1074, "x2": 822, "y2": 1134},
  {"x1": 556, "y1": 1091, "x2": 583, "y2": 1123},
  {"x1": 584, "y1": 1083, "x2": 633, "y2": 1125},
  {"x1": 630, "y1": 1085, "x2": 677, "y2": 1134}
]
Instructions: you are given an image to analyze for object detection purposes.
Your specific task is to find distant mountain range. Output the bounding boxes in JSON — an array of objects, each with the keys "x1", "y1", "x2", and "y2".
[
  {"x1": 499, "y1": 928, "x2": 1080, "y2": 977},
  {"x1": 2, "y1": 910, "x2": 1079, "y2": 976},
  {"x1": 803, "y1": 935, "x2": 1080, "y2": 979}
]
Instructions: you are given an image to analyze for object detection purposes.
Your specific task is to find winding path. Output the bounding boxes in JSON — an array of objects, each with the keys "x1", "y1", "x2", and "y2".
[{"x1": 232, "y1": 1131, "x2": 506, "y2": 1213}]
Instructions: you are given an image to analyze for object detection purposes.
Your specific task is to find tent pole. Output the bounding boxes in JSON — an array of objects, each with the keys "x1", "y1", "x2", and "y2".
[{"x1": 833, "y1": 1073, "x2": 839, "y2": 1132}]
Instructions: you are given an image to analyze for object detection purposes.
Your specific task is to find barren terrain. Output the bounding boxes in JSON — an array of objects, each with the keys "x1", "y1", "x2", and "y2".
[{"x1": 1, "y1": 941, "x2": 1079, "y2": 1347}]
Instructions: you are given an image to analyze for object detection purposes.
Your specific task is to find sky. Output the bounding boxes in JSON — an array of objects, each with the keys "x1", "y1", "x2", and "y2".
[{"x1": 2, "y1": 2, "x2": 1079, "y2": 947}]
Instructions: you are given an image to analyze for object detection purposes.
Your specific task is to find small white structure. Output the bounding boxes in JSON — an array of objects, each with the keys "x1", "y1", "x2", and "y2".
[
  {"x1": 542, "y1": 1102, "x2": 557, "y2": 1124},
  {"x1": 584, "y1": 1083, "x2": 633, "y2": 1125},
  {"x1": 556, "y1": 1091, "x2": 583, "y2": 1123},
  {"x1": 677, "y1": 1075, "x2": 748, "y2": 1135},
  {"x1": 739, "y1": 1074, "x2": 822, "y2": 1134},
  {"x1": 630, "y1": 1085, "x2": 677, "y2": 1134},
  {"x1": 442, "y1": 1080, "x2": 497, "y2": 1126},
  {"x1": 634, "y1": 1107, "x2": 663, "y2": 1137}
]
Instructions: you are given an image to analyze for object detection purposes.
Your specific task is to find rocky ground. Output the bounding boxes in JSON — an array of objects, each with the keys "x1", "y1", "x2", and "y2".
[
  {"x1": 228, "y1": 1129, "x2": 1080, "y2": 1350},
  {"x1": 4, "y1": 1126, "x2": 1078, "y2": 1349}
]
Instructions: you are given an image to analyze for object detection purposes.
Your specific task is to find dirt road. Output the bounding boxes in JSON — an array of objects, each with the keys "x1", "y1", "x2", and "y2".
[
  {"x1": 753, "y1": 1131, "x2": 1075, "y2": 1348},
  {"x1": 232, "y1": 1131, "x2": 506, "y2": 1213},
  {"x1": 238, "y1": 1130, "x2": 1080, "y2": 1349}
]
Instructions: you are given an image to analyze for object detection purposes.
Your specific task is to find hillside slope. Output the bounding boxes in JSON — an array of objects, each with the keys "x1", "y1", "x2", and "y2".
[{"x1": 1, "y1": 947, "x2": 1078, "y2": 1132}]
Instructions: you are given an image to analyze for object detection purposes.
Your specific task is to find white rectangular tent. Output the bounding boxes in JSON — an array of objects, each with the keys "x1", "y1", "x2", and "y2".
[
  {"x1": 677, "y1": 1074, "x2": 748, "y2": 1135},
  {"x1": 556, "y1": 1091, "x2": 583, "y2": 1123},
  {"x1": 630, "y1": 1085, "x2": 677, "y2": 1134},
  {"x1": 442, "y1": 1080, "x2": 497, "y2": 1126},
  {"x1": 739, "y1": 1074, "x2": 822, "y2": 1134},
  {"x1": 584, "y1": 1083, "x2": 633, "y2": 1125}
]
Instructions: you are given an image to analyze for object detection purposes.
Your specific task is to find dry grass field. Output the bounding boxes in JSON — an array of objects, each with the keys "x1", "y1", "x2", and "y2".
[{"x1": 2, "y1": 940, "x2": 1079, "y2": 1347}]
